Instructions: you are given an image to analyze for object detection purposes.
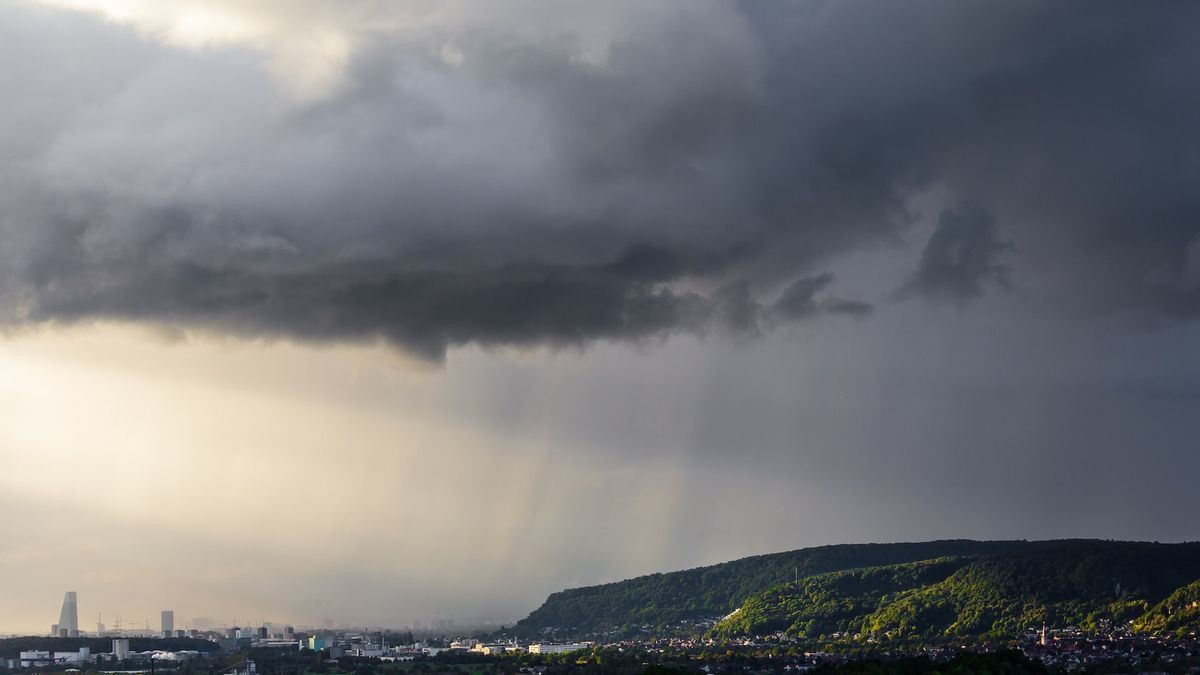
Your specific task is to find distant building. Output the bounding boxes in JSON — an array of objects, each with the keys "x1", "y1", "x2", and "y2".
[
  {"x1": 472, "y1": 644, "x2": 511, "y2": 656},
  {"x1": 20, "y1": 651, "x2": 52, "y2": 668},
  {"x1": 351, "y1": 644, "x2": 384, "y2": 658},
  {"x1": 21, "y1": 650, "x2": 93, "y2": 667},
  {"x1": 527, "y1": 643, "x2": 588, "y2": 655},
  {"x1": 162, "y1": 610, "x2": 175, "y2": 636},
  {"x1": 56, "y1": 647, "x2": 91, "y2": 664},
  {"x1": 113, "y1": 639, "x2": 131, "y2": 661},
  {"x1": 57, "y1": 592, "x2": 79, "y2": 637}
]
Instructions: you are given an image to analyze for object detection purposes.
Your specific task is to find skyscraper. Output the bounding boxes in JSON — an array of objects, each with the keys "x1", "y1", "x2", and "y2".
[
  {"x1": 161, "y1": 610, "x2": 174, "y2": 637},
  {"x1": 57, "y1": 592, "x2": 79, "y2": 637}
]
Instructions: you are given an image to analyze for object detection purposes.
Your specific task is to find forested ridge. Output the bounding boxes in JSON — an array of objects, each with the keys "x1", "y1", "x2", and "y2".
[
  {"x1": 513, "y1": 540, "x2": 1046, "y2": 636},
  {"x1": 713, "y1": 540, "x2": 1200, "y2": 639},
  {"x1": 513, "y1": 540, "x2": 1200, "y2": 640}
]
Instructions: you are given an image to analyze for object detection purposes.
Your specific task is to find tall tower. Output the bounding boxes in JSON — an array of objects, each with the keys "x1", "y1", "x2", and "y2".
[
  {"x1": 58, "y1": 592, "x2": 79, "y2": 637},
  {"x1": 161, "y1": 610, "x2": 175, "y2": 637}
]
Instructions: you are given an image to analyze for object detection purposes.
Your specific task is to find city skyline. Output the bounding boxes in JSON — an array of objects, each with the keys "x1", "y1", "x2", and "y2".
[
  {"x1": 2, "y1": 0, "x2": 1200, "y2": 637},
  {"x1": 6, "y1": 587, "x2": 525, "y2": 636}
]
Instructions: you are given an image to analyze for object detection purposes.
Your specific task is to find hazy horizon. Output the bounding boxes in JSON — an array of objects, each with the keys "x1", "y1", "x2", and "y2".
[{"x1": 3, "y1": 0, "x2": 1200, "y2": 636}]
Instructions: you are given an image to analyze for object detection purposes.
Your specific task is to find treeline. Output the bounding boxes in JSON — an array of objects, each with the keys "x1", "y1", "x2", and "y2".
[{"x1": 0, "y1": 636, "x2": 219, "y2": 659}]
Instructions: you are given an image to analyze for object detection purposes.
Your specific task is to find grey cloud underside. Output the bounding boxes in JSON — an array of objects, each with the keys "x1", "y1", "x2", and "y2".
[
  {"x1": 18, "y1": 232, "x2": 863, "y2": 360},
  {"x1": 2, "y1": 0, "x2": 1200, "y2": 356},
  {"x1": 899, "y1": 204, "x2": 1013, "y2": 303},
  {"x1": 19, "y1": 242, "x2": 733, "y2": 361},
  {"x1": 769, "y1": 273, "x2": 873, "y2": 322}
]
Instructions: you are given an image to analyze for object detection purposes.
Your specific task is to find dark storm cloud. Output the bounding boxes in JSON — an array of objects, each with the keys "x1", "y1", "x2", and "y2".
[
  {"x1": 899, "y1": 204, "x2": 1013, "y2": 302},
  {"x1": 772, "y1": 274, "x2": 834, "y2": 320},
  {"x1": 820, "y1": 298, "x2": 874, "y2": 319},
  {"x1": 23, "y1": 238, "x2": 722, "y2": 361},
  {"x1": 2, "y1": 1, "x2": 1200, "y2": 357},
  {"x1": 767, "y1": 272, "x2": 872, "y2": 322}
]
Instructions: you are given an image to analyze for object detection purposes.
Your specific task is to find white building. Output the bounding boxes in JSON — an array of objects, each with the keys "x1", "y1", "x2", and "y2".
[
  {"x1": 20, "y1": 651, "x2": 52, "y2": 668},
  {"x1": 59, "y1": 647, "x2": 91, "y2": 663},
  {"x1": 527, "y1": 643, "x2": 587, "y2": 655},
  {"x1": 114, "y1": 638, "x2": 131, "y2": 660},
  {"x1": 20, "y1": 648, "x2": 91, "y2": 667}
]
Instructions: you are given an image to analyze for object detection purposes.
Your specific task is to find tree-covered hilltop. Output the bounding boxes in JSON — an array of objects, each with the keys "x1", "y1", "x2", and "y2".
[
  {"x1": 710, "y1": 557, "x2": 971, "y2": 638},
  {"x1": 711, "y1": 540, "x2": 1200, "y2": 640},
  {"x1": 1133, "y1": 580, "x2": 1200, "y2": 636},
  {"x1": 511, "y1": 540, "x2": 1047, "y2": 637}
]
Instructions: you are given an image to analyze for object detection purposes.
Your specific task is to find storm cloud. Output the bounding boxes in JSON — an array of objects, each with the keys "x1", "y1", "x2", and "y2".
[
  {"x1": 2, "y1": 1, "x2": 1200, "y2": 358},
  {"x1": 7, "y1": 0, "x2": 1200, "y2": 633},
  {"x1": 900, "y1": 204, "x2": 1012, "y2": 303}
]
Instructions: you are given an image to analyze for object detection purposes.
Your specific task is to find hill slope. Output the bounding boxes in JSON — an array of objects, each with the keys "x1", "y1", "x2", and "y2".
[
  {"x1": 712, "y1": 540, "x2": 1200, "y2": 640},
  {"x1": 512, "y1": 540, "x2": 1044, "y2": 637},
  {"x1": 711, "y1": 556, "x2": 971, "y2": 638},
  {"x1": 1132, "y1": 579, "x2": 1200, "y2": 635}
]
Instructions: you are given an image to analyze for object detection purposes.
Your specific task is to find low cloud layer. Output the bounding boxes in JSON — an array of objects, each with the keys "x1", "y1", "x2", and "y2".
[{"x1": 2, "y1": 1, "x2": 1199, "y2": 358}]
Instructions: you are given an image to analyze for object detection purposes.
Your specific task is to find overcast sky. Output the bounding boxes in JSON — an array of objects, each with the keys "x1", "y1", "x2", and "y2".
[{"x1": 2, "y1": 0, "x2": 1200, "y2": 634}]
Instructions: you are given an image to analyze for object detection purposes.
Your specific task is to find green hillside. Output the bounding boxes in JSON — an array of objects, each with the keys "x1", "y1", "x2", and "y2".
[
  {"x1": 512, "y1": 540, "x2": 1044, "y2": 637},
  {"x1": 711, "y1": 557, "x2": 970, "y2": 638},
  {"x1": 1132, "y1": 579, "x2": 1200, "y2": 636},
  {"x1": 711, "y1": 540, "x2": 1200, "y2": 640}
]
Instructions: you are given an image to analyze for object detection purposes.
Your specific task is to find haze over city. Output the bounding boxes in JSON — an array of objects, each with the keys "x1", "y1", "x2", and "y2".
[{"x1": 2, "y1": 0, "x2": 1200, "y2": 642}]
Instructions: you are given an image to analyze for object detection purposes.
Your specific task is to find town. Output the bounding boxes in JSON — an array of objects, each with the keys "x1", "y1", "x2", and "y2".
[{"x1": 3, "y1": 592, "x2": 1199, "y2": 675}]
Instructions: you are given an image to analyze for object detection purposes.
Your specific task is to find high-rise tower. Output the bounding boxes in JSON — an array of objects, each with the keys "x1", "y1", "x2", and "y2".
[
  {"x1": 57, "y1": 592, "x2": 79, "y2": 637},
  {"x1": 161, "y1": 610, "x2": 175, "y2": 637}
]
